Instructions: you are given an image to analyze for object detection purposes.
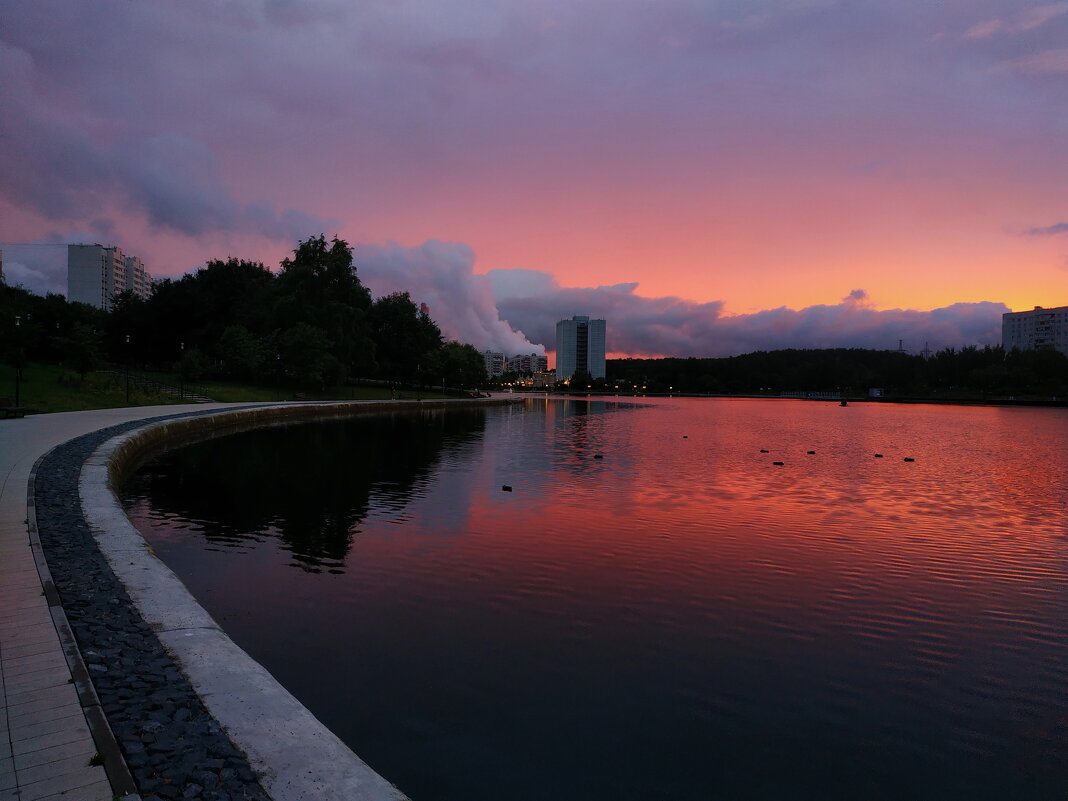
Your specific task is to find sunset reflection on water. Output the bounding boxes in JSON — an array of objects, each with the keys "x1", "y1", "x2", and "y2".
[{"x1": 124, "y1": 398, "x2": 1068, "y2": 801}]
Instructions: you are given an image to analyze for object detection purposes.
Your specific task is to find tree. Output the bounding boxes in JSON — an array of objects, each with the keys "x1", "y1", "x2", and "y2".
[
  {"x1": 275, "y1": 235, "x2": 373, "y2": 380},
  {"x1": 216, "y1": 325, "x2": 266, "y2": 379},
  {"x1": 368, "y1": 292, "x2": 442, "y2": 383},
  {"x1": 435, "y1": 341, "x2": 487, "y2": 392},
  {"x1": 277, "y1": 323, "x2": 343, "y2": 388}
]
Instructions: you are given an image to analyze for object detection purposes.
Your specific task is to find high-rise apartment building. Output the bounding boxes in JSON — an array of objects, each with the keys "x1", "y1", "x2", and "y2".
[
  {"x1": 555, "y1": 315, "x2": 606, "y2": 381},
  {"x1": 1002, "y1": 305, "x2": 1068, "y2": 356},
  {"x1": 506, "y1": 353, "x2": 549, "y2": 374},
  {"x1": 66, "y1": 244, "x2": 151, "y2": 310},
  {"x1": 124, "y1": 255, "x2": 152, "y2": 299},
  {"x1": 482, "y1": 351, "x2": 505, "y2": 378}
]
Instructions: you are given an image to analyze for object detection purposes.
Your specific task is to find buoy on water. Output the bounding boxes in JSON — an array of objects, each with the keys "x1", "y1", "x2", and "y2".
[
  {"x1": 874, "y1": 453, "x2": 884, "y2": 458},
  {"x1": 772, "y1": 461, "x2": 785, "y2": 466},
  {"x1": 760, "y1": 449, "x2": 770, "y2": 453},
  {"x1": 594, "y1": 454, "x2": 604, "y2": 459},
  {"x1": 807, "y1": 450, "x2": 816, "y2": 455},
  {"x1": 501, "y1": 485, "x2": 513, "y2": 492},
  {"x1": 904, "y1": 457, "x2": 915, "y2": 462}
]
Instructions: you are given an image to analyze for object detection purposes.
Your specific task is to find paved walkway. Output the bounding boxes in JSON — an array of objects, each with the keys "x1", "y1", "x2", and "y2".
[{"x1": 0, "y1": 404, "x2": 238, "y2": 801}]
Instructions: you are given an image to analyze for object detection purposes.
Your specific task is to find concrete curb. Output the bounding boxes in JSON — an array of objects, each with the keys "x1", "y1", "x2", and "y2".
[
  {"x1": 27, "y1": 451, "x2": 143, "y2": 801},
  {"x1": 79, "y1": 399, "x2": 517, "y2": 800}
]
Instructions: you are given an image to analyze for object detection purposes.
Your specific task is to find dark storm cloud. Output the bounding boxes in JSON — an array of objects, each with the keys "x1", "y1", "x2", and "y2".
[{"x1": 0, "y1": 32, "x2": 333, "y2": 241}]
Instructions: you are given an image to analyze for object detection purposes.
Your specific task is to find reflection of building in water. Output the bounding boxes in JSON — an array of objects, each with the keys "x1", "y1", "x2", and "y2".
[
  {"x1": 555, "y1": 315, "x2": 606, "y2": 381},
  {"x1": 1002, "y1": 305, "x2": 1068, "y2": 355}
]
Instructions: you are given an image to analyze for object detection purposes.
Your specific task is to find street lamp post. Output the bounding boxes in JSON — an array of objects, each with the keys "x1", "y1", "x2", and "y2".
[
  {"x1": 14, "y1": 316, "x2": 21, "y2": 408},
  {"x1": 179, "y1": 342, "x2": 185, "y2": 400},
  {"x1": 125, "y1": 334, "x2": 131, "y2": 404}
]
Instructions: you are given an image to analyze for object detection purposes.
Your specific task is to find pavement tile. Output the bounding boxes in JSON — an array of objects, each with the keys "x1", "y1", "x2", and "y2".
[
  {"x1": 1, "y1": 650, "x2": 68, "y2": 679},
  {"x1": 31, "y1": 781, "x2": 113, "y2": 801},
  {"x1": 9, "y1": 710, "x2": 86, "y2": 743},
  {"x1": 5, "y1": 686, "x2": 80, "y2": 719},
  {"x1": 0, "y1": 622, "x2": 59, "y2": 644},
  {"x1": 0, "y1": 757, "x2": 13, "y2": 791},
  {"x1": 3, "y1": 665, "x2": 73, "y2": 695},
  {"x1": 12, "y1": 722, "x2": 91, "y2": 759},
  {"x1": 19, "y1": 764, "x2": 109, "y2": 801},
  {"x1": 12, "y1": 736, "x2": 94, "y2": 770},
  {"x1": 1, "y1": 638, "x2": 61, "y2": 661},
  {"x1": 4, "y1": 679, "x2": 77, "y2": 709},
  {"x1": 8, "y1": 700, "x2": 81, "y2": 729},
  {"x1": 0, "y1": 602, "x2": 48, "y2": 619},
  {"x1": 16, "y1": 752, "x2": 100, "y2": 786}
]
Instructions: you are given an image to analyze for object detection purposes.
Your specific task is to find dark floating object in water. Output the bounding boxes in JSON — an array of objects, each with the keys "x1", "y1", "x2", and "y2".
[
  {"x1": 683, "y1": 435, "x2": 688, "y2": 439},
  {"x1": 760, "y1": 449, "x2": 770, "y2": 453},
  {"x1": 840, "y1": 400, "x2": 848, "y2": 406},
  {"x1": 594, "y1": 454, "x2": 604, "y2": 459},
  {"x1": 807, "y1": 450, "x2": 816, "y2": 455},
  {"x1": 772, "y1": 461, "x2": 785, "y2": 466},
  {"x1": 501, "y1": 485, "x2": 513, "y2": 492},
  {"x1": 874, "y1": 453, "x2": 884, "y2": 458},
  {"x1": 904, "y1": 457, "x2": 915, "y2": 462}
]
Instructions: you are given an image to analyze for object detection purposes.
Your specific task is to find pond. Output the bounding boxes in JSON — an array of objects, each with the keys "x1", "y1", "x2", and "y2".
[{"x1": 122, "y1": 398, "x2": 1068, "y2": 800}]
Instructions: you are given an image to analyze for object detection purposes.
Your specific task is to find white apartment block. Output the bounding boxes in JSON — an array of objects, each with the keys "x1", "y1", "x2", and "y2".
[
  {"x1": 482, "y1": 350, "x2": 505, "y2": 378},
  {"x1": 67, "y1": 244, "x2": 152, "y2": 310},
  {"x1": 505, "y1": 353, "x2": 549, "y2": 374},
  {"x1": 1002, "y1": 305, "x2": 1068, "y2": 356},
  {"x1": 124, "y1": 255, "x2": 153, "y2": 298}
]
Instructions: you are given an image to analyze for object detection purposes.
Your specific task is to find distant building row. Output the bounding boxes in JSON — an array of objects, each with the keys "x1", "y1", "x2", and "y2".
[
  {"x1": 482, "y1": 351, "x2": 550, "y2": 377},
  {"x1": 67, "y1": 244, "x2": 153, "y2": 310},
  {"x1": 1002, "y1": 305, "x2": 1068, "y2": 356}
]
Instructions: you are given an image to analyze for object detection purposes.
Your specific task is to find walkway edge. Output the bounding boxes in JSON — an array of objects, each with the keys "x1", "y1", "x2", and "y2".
[
  {"x1": 27, "y1": 451, "x2": 142, "y2": 801},
  {"x1": 79, "y1": 400, "x2": 515, "y2": 800}
]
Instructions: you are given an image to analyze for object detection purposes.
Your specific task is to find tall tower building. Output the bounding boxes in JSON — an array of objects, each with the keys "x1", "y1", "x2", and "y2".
[{"x1": 555, "y1": 315, "x2": 606, "y2": 381}]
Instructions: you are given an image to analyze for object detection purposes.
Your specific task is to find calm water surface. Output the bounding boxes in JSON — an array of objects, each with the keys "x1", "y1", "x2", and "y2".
[{"x1": 122, "y1": 398, "x2": 1068, "y2": 800}]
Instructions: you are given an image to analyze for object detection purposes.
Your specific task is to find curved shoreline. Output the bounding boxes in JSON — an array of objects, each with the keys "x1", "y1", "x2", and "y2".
[{"x1": 30, "y1": 399, "x2": 516, "y2": 800}]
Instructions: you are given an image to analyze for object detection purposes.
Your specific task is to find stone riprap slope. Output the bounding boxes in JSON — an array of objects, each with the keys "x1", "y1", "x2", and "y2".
[{"x1": 34, "y1": 418, "x2": 270, "y2": 801}]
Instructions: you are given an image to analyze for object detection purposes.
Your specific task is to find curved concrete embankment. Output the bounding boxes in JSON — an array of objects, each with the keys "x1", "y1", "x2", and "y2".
[{"x1": 80, "y1": 399, "x2": 515, "y2": 801}]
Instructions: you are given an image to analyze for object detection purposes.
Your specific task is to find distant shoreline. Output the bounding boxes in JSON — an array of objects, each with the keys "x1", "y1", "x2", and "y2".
[{"x1": 515, "y1": 391, "x2": 1068, "y2": 409}]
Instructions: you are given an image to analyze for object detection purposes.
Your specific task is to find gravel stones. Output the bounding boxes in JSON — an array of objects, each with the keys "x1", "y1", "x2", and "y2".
[{"x1": 34, "y1": 417, "x2": 270, "y2": 801}]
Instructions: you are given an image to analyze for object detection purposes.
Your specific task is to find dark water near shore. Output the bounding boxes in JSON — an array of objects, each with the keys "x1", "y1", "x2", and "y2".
[{"x1": 122, "y1": 398, "x2": 1068, "y2": 800}]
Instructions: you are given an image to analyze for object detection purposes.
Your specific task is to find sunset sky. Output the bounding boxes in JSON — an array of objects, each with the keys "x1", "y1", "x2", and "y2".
[{"x1": 3, "y1": 0, "x2": 1067, "y2": 357}]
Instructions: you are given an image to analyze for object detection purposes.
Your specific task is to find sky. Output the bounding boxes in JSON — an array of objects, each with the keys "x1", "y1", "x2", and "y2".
[{"x1": 2, "y1": 0, "x2": 1066, "y2": 359}]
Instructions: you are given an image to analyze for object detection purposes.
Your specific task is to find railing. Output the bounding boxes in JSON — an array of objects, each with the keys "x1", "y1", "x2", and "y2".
[{"x1": 96, "y1": 370, "x2": 214, "y2": 402}]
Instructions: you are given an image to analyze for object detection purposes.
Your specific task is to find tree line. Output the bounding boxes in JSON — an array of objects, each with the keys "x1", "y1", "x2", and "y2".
[
  {"x1": 1, "y1": 235, "x2": 487, "y2": 390},
  {"x1": 607, "y1": 346, "x2": 1068, "y2": 398}
]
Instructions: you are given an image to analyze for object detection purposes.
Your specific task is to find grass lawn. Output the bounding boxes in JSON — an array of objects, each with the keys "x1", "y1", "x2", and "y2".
[
  {"x1": 0, "y1": 364, "x2": 183, "y2": 415},
  {"x1": 1, "y1": 363, "x2": 457, "y2": 414}
]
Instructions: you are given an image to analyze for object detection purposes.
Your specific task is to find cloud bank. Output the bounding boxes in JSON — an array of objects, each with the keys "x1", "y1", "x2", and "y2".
[
  {"x1": 355, "y1": 241, "x2": 1007, "y2": 358},
  {"x1": 354, "y1": 241, "x2": 541, "y2": 354}
]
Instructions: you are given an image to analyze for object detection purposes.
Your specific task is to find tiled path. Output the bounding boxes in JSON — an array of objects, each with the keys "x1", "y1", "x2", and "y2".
[{"x1": 0, "y1": 404, "x2": 236, "y2": 801}]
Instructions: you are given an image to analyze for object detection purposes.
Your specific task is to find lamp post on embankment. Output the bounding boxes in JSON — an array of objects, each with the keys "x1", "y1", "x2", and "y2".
[
  {"x1": 125, "y1": 334, "x2": 131, "y2": 404},
  {"x1": 13, "y1": 315, "x2": 21, "y2": 408}
]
